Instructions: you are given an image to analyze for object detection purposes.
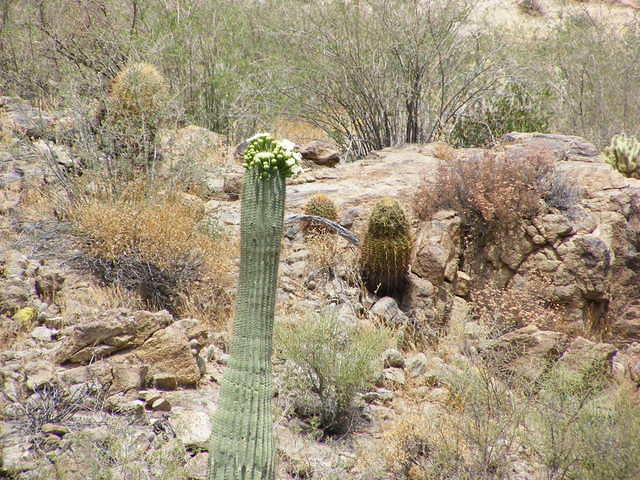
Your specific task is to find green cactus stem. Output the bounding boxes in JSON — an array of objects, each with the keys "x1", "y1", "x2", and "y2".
[{"x1": 208, "y1": 134, "x2": 300, "y2": 480}]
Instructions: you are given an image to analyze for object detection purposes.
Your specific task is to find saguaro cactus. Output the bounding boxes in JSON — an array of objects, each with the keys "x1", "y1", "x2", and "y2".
[{"x1": 208, "y1": 134, "x2": 301, "y2": 480}]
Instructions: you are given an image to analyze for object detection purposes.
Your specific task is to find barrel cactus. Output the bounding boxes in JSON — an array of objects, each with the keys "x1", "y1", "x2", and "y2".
[
  {"x1": 360, "y1": 199, "x2": 412, "y2": 297},
  {"x1": 604, "y1": 133, "x2": 640, "y2": 179},
  {"x1": 109, "y1": 62, "x2": 169, "y2": 118},
  {"x1": 208, "y1": 133, "x2": 301, "y2": 480},
  {"x1": 102, "y1": 63, "x2": 169, "y2": 172},
  {"x1": 303, "y1": 194, "x2": 339, "y2": 234}
]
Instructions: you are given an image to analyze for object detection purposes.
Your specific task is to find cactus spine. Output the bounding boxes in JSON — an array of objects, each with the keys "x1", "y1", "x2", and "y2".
[
  {"x1": 360, "y1": 199, "x2": 412, "y2": 297},
  {"x1": 208, "y1": 134, "x2": 300, "y2": 480},
  {"x1": 604, "y1": 133, "x2": 640, "y2": 179}
]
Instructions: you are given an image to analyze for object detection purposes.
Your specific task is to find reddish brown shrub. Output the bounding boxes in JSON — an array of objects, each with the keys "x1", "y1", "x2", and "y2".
[{"x1": 416, "y1": 149, "x2": 555, "y2": 244}]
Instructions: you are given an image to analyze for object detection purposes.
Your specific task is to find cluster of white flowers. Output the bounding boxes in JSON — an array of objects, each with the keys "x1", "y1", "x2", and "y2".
[{"x1": 242, "y1": 133, "x2": 302, "y2": 179}]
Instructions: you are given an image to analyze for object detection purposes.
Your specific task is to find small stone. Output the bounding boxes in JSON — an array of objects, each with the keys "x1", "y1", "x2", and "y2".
[
  {"x1": 41, "y1": 423, "x2": 70, "y2": 436},
  {"x1": 361, "y1": 389, "x2": 394, "y2": 403},
  {"x1": 382, "y1": 367, "x2": 406, "y2": 387},
  {"x1": 152, "y1": 373, "x2": 178, "y2": 391},
  {"x1": 406, "y1": 353, "x2": 428, "y2": 378},
  {"x1": 150, "y1": 398, "x2": 172, "y2": 412},
  {"x1": 218, "y1": 353, "x2": 230, "y2": 366},
  {"x1": 371, "y1": 297, "x2": 408, "y2": 327},
  {"x1": 31, "y1": 326, "x2": 58, "y2": 342},
  {"x1": 105, "y1": 395, "x2": 145, "y2": 416},
  {"x1": 383, "y1": 348, "x2": 405, "y2": 368},
  {"x1": 532, "y1": 234, "x2": 546, "y2": 245},
  {"x1": 169, "y1": 409, "x2": 212, "y2": 448},
  {"x1": 453, "y1": 271, "x2": 471, "y2": 298}
]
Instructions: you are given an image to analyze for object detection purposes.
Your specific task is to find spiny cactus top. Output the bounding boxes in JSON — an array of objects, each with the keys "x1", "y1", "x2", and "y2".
[
  {"x1": 109, "y1": 63, "x2": 168, "y2": 115},
  {"x1": 367, "y1": 198, "x2": 411, "y2": 237},
  {"x1": 604, "y1": 133, "x2": 640, "y2": 179},
  {"x1": 242, "y1": 133, "x2": 302, "y2": 179}
]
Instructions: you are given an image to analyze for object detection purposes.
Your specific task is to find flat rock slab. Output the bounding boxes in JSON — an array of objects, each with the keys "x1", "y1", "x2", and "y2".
[{"x1": 286, "y1": 147, "x2": 438, "y2": 216}]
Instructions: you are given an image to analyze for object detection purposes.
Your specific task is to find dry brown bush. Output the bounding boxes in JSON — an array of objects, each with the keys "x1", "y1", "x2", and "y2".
[
  {"x1": 70, "y1": 183, "x2": 236, "y2": 327},
  {"x1": 471, "y1": 279, "x2": 563, "y2": 338},
  {"x1": 416, "y1": 149, "x2": 554, "y2": 244}
]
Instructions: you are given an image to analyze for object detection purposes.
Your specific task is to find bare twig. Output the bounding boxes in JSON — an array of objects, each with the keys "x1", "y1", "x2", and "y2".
[{"x1": 284, "y1": 214, "x2": 359, "y2": 245}]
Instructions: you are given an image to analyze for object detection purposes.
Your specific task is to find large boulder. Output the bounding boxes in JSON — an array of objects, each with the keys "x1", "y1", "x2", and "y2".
[
  {"x1": 299, "y1": 141, "x2": 341, "y2": 167},
  {"x1": 483, "y1": 324, "x2": 569, "y2": 382},
  {"x1": 54, "y1": 310, "x2": 173, "y2": 364},
  {"x1": 412, "y1": 210, "x2": 461, "y2": 284}
]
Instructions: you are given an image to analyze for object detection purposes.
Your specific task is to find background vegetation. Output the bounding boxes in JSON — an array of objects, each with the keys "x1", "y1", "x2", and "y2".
[{"x1": 2, "y1": 0, "x2": 640, "y2": 152}]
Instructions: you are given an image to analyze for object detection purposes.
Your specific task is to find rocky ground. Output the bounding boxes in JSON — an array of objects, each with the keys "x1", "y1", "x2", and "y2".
[{"x1": 1, "y1": 97, "x2": 640, "y2": 479}]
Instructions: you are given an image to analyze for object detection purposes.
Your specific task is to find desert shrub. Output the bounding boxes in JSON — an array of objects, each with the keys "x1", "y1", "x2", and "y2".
[
  {"x1": 360, "y1": 199, "x2": 412, "y2": 298},
  {"x1": 529, "y1": 14, "x2": 640, "y2": 148},
  {"x1": 450, "y1": 80, "x2": 552, "y2": 147},
  {"x1": 380, "y1": 364, "x2": 523, "y2": 480},
  {"x1": 278, "y1": 0, "x2": 505, "y2": 157},
  {"x1": 526, "y1": 368, "x2": 640, "y2": 480},
  {"x1": 416, "y1": 150, "x2": 580, "y2": 257},
  {"x1": 416, "y1": 150, "x2": 553, "y2": 244},
  {"x1": 275, "y1": 309, "x2": 390, "y2": 435},
  {"x1": 38, "y1": 419, "x2": 188, "y2": 480},
  {"x1": 537, "y1": 167, "x2": 583, "y2": 212},
  {"x1": 10, "y1": 381, "x2": 108, "y2": 434},
  {"x1": 70, "y1": 186, "x2": 235, "y2": 323},
  {"x1": 471, "y1": 280, "x2": 562, "y2": 339},
  {"x1": 603, "y1": 133, "x2": 640, "y2": 179}
]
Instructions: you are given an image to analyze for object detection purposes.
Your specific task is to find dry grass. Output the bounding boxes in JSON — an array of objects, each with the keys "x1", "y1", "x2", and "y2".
[
  {"x1": 0, "y1": 112, "x2": 15, "y2": 146},
  {"x1": 69, "y1": 181, "x2": 236, "y2": 328},
  {"x1": 471, "y1": 278, "x2": 563, "y2": 338},
  {"x1": 430, "y1": 141, "x2": 457, "y2": 162}
]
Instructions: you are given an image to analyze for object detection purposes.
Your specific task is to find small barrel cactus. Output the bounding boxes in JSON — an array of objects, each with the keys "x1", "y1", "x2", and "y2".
[
  {"x1": 102, "y1": 63, "x2": 169, "y2": 172},
  {"x1": 303, "y1": 194, "x2": 339, "y2": 234},
  {"x1": 109, "y1": 63, "x2": 169, "y2": 118},
  {"x1": 360, "y1": 199, "x2": 412, "y2": 297},
  {"x1": 604, "y1": 133, "x2": 640, "y2": 179}
]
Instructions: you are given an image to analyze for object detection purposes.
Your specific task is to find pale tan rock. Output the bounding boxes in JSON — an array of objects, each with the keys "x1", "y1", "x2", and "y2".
[
  {"x1": 485, "y1": 324, "x2": 568, "y2": 382},
  {"x1": 55, "y1": 310, "x2": 173, "y2": 364},
  {"x1": 133, "y1": 322, "x2": 201, "y2": 387},
  {"x1": 299, "y1": 140, "x2": 341, "y2": 167},
  {"x1": 412, "y1": 210, "x2": 461, "y2": 284},
  {"x1": 556, "y1": 337, "x2": 617, "y2": 377}
]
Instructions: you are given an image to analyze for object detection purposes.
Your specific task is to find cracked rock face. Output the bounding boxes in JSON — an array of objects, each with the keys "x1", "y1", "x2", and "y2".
[{"x1": 409, "y1": 134, "x2": 640, "y2": 336}]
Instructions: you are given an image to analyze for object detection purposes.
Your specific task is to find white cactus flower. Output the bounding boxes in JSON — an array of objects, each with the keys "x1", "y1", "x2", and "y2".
[
  {"x1": 279, "y1": 139, "x2": 296, "y2": 152},
  {"x1": 255, "y1": 151, "x2": 275, "y2": 161}
]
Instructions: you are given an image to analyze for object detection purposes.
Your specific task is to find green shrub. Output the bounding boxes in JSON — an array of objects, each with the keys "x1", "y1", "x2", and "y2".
[
  {"x1": 526, "y1": 367, "x2": 640, "y2": 480},
  {"x1": 278, "y1": 0, "x2": 504, "y2": 157},
  {"x1": 450, "y1": 80, "x2": 552, "y2": 147},
  {"x1": 275, "y1": 309, "x2": 390, "y2": 435}
]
